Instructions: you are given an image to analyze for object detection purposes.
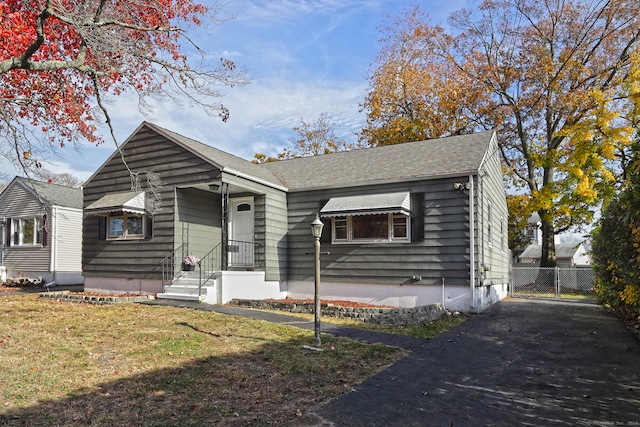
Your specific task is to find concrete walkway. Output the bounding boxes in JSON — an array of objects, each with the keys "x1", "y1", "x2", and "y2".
[{"x1": 143, "y1": 298, "x2": 640, "y2": 426}]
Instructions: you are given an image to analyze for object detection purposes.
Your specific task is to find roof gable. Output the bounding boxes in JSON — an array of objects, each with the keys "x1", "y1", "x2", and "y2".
[
  {"x1": 85, "y1": 123, "x2": 496, "y2": 193},
  {"x1": 259, "y1": 131, "x2": 496, "y2": 190},
  {"x1": 86, "y1": 122, "x2": 285, "y2": 190},
  {"x1": 146, "y1": 123, "x2": 284, "y2": 187},
  {"x1": 0, "y1": 176, "x2": 82, "y2": 209},
  {"x1": 520, "y1": 243, "x2": 584, "y2": 260}
]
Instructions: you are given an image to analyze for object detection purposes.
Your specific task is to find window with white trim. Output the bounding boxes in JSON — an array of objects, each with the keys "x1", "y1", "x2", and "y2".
[
  {"x1": 11, "y1": 216, "x2": 43, "y2": 246},
  {"x1": 107, "y1": 212, "x2": 144, "y2": 240},
  {"x1": 331, "y1": 213, "x2": 410, "y2": 243}
]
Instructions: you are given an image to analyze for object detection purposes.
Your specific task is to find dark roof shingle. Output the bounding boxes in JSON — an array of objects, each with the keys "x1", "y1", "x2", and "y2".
[
  {"x1": 15, "y1": 177, "x2": 83, "y2": 209},
  {"x1": 259, "y1": 131, "x2": 495, "y2": 190}
]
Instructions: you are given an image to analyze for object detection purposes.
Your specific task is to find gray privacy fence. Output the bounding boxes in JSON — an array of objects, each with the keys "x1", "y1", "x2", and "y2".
[{"x1": 510, "y1": 266, "x2": 595, "y2": 298}]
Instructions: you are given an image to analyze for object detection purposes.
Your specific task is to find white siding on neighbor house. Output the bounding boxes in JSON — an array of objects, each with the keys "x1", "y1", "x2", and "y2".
[
  {"x1": 0, "y1": 181, "x2": 50, "y2": 273},
  {"x1": 51, "y1": 206, "x2": 82, "y2": 272}
]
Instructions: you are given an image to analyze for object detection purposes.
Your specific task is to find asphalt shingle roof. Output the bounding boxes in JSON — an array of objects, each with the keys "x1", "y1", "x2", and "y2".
[
  {"x1": 137, "y1": 123, "x2": 495, "y2": 192},
  {"x1": 146, "y1": 122, "x2": 284, "y2": 188},
  {"x1": 258, "y1": 131, "x2": 496, "y2": 190},
  {"x1": 16, "y1": 177, "x2": 83, "y2": 209},
  {"x1": 520, "y1": 244, "x2": 582, "y2": 260}
]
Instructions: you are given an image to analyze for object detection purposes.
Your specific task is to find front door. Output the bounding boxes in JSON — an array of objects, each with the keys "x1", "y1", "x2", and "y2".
[{"x1": 229, "y1": 197, "x2": 254, "y2": 266}]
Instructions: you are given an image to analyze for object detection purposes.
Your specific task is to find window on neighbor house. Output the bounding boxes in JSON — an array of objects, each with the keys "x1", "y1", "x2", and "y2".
[
  {"x1": 11, "y1": 216, "x2": 43, "y2": 246},
  {"x1": 107, "y1": 212, "x2": 144, "y2": 240},
  {"x1": 331, "y1": 213, "x2": 410, "y2": 243}
]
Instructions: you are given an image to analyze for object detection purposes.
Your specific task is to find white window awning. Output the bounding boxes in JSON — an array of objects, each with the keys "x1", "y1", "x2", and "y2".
[
  {"x1": 320, "y1": 192, "x2": 411, "y2": 217},
  {"x1": 85, "y1": 191, "x2": 146, "y2": 216}
]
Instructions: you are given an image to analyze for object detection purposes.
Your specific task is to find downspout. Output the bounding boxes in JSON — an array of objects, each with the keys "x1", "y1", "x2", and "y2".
[
  {"x1": 49, "y1": 208, "x2": 57, "y2": 283},
  {"x1": 0, "y1": 217, "x2": 4, "y2": 266},
  {"x1": 469, "y1": 174, "x2": 476, "y2": 310}
]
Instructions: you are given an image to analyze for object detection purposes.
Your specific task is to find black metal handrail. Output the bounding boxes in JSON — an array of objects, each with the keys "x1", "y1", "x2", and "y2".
[
  {"x1": 197, "y1": 242, "x2": 222, "y2": 298},
  {"x1": 197, "y1": 240, "x2": 260, "y2": 298},
  {"x1": 162, "y1": 240, "x2": 260, "y2": 298},
  {"x1": 160, "y1": 243, "x2": 186, "y2": 292}
]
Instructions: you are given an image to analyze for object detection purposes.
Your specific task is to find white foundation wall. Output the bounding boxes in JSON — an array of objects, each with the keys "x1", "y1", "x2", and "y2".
[
  {"x1": 217, "y1": 271, "x2": 286, "y2": 305},
  {"x1": 84, "y1": 277, "x2": 163, "y2": 294},
  {"x1": 50, "y1": 272, "x2": 84, "y2": 285},
  {"x1": 472, "y1": 283, "x2": 509, "y2": 312},
  {"x1": 285, "y1": 281, "x2": 473, "y2": 312}
]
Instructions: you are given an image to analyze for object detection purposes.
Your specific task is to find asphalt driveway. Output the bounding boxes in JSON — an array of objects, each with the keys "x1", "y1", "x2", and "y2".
[{"x1": 314, "y1": 298, "x2": 640, "y2": 427}]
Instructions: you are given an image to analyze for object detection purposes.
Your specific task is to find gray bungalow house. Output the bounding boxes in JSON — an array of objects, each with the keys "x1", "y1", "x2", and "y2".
[
  {"x1": 0, "y1": 176, "x2": 83, "y2": 285},
  {"x1": 82, "y1": 122, "x2": 509, "y2": 312}
]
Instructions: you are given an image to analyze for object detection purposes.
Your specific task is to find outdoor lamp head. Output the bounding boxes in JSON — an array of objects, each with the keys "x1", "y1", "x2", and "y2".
[{"x1": 311, "y1": 214, "x2": 324, "y2": 238}]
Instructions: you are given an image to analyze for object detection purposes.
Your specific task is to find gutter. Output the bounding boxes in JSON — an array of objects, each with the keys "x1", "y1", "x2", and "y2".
[
  {"x1": 223, "y1": 167, "x2": 289, "y2": 192},
  {"x1": 284, "y1": 170, "x2": 480, "y2": 193}
]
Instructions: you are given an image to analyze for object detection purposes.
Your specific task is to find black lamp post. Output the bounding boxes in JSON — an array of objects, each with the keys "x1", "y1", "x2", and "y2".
[{"x1": 310, "y1": 214, "x2": 324, "y2": 346}]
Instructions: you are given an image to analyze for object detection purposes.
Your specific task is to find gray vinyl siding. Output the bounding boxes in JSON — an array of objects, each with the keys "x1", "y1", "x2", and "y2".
[
  {"x1": 83, "y1": 127, "x2": 222, "y2": 280},
  {"x1": 0, "y1": 182, "x2": 51, "y2": 272},
  {"x1": 286, "y1": 178, "x2": 471, "y2": 286},
  {"x1": 221, "y1": 172, "x2": 288, "y2": 281},
  {"x1": 174, "y1": 188, "x2": 221, "y2": 260},
  {"x1": 477, "y1": 138, "x2": 510, "y2": 286}
]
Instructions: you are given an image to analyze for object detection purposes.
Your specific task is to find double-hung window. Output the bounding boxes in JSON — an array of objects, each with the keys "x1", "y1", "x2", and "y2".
[{"x1": 11, "y1": 216, "x2": 43, "y2": 246}]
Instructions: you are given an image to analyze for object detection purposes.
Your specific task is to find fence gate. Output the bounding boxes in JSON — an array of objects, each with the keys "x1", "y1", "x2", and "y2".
[{"x1": 510, "y1": 266, "x2": 596, "y2": 300}]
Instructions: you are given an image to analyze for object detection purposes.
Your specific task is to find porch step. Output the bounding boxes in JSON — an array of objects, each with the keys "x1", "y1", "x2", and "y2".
[{"x1": 156, "y1": 271, "x2": 216, "y2": 303}]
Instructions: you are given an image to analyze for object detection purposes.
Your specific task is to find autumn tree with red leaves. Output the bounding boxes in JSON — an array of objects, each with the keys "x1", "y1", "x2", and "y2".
[{"x1": 0, "y1": 0, "x2": 249, "y2": 180}]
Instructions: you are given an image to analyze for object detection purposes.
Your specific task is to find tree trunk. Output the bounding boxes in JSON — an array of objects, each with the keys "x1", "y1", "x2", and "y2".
[
  {"x1": 534, "y1": 210, "x2": 557, "y2": 289},
  {"x1": 539, "y1": 212, "x2": 557, "y2": 268}
]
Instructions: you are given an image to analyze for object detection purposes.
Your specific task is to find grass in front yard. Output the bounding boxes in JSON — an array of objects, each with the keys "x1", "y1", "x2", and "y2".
[{"x1": 0, "y1": 294, "x2": 405, "y2": 426}]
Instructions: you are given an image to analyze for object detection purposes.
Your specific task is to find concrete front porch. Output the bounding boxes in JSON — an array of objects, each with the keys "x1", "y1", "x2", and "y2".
[{"x1": 156, "y1": 270, "x2": 286, "y2": 304}]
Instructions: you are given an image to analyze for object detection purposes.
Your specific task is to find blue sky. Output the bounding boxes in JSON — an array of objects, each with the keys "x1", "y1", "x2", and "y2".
[{"x1": 2, "y1": 0, "x2": 469, "y2": 182}]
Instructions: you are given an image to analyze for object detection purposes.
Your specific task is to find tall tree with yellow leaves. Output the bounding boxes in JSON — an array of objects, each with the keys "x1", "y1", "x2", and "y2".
[{"x1": 362, "y1": 1, "x2": 640, "y2": 267}]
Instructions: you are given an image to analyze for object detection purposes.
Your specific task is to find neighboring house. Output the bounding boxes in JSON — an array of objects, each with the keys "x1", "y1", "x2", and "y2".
[
  {"x1": 0, "y1": 176, "x2": 83, "y2": 285},
  {"x1": 82, "y1": 122, "x2": 510, "y2": 312},
  {"x1": 511, "y1": 212, "x2": 542, "y2": 262},
  {"x1": 523, "y1": 212, "x2": 542, "y2": 246},
  {"x1": 518, "y1": 242, "x2": 591, "y2": 266}
]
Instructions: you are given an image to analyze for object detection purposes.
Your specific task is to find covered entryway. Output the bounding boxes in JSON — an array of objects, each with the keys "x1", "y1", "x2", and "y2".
[{"x1": 229, "y1": 197, "x2": 254, "y2": 267}]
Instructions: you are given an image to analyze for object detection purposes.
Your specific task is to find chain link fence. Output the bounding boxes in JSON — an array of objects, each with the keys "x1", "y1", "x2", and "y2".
[{"x1": 510, "y1": 266, "x2": 595, "y2": 299}]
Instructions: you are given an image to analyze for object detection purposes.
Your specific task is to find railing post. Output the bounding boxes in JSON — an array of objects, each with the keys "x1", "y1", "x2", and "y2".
[{"x1": 198, "y1": 261, "x2": 202, "y2": 299}]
